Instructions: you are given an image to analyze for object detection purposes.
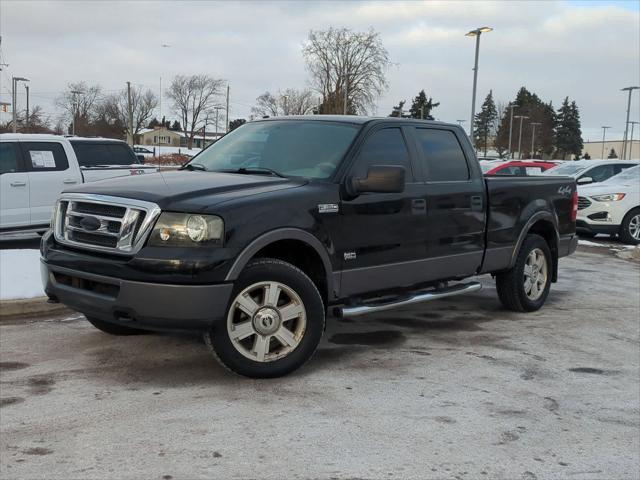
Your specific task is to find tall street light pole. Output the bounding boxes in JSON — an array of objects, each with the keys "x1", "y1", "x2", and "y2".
[
  {"x1": 213, "y1": 106, "x2": 224, "y2": 142},
  {"x1": 466, "y1": 26, "x2": 493, "y2": 147},
  {"x1": 508, "y1": 103, "x2": 518, "y2": 159},
  {"x1": 342, "y1": 72, "x2": 349, "y2": 115},
  {"x1": 601, "y1": 126, "x2": 611, "y2": 159},
  {"x1": 11, "y1": 76, "x2": 29, "y2": 133},
  {"x1": 629, "y1": 121, "x2": 638, "y2": 160},
  {"x1": 514, "y1": 115, "x2": 529, "y2": 159},
  {"x1": 530, "y1": 122, "x2": 541, "y2": 159},
  {"x1": 621, "y1": 86, "x2": 639, "y2": 160},
  {"x1": 70, "y1": 89, "x2": 83, "y2": 135},
  {"x1": 25, "y1": 84, "x2": 29, "y2": 133}
]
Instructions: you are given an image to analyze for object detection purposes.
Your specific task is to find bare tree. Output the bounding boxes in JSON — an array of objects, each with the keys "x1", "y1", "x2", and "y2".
[
  {"x1": 166, "y1": 74, "x2": 225, "y2": 149},
  {"x1": 55, "y1": 82, "x2": 102, "y2": 133},
  {"x1": 251, "y1": 88, "x2": 318, "y2": 117},
  {"x1": 0, "y1": 105, "x2": 52, "y2": 134},
  {"x1": 303, "y1": 27, "x2": 391, "y2": 115},
  {"x1": 102, "y1": 86, "x2": 158, "y2": 138}
]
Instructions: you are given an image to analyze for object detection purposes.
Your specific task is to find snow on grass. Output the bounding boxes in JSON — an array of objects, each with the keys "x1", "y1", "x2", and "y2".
[
  {"x1": 0, "y1": 250, "x2": 45, "y2": 300},
  {"x1": 578, "y1": 239, "x2": 637, "y2": 249}
]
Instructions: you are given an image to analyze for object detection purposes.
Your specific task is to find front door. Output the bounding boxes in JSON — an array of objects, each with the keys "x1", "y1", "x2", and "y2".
[{"x1": 335, "y1": 126, "x2": 428, "y2": 297}]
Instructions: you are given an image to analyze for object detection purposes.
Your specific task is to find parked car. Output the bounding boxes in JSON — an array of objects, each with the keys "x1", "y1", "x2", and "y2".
[
  {"x1": 484, "y1": 160, "x2": 558, "y2": 176},
  {"x1": 0, "y1": 134, "x2": 159, "y2": 236},
  {"x1": 542, "y1": 159, "x2": 638, "y2": 185},
  {"x1": 41, "y1": 117, "x2": 577, "y2": 378},
  {"x1": 576, "y1": 165, "x2": 640, "y2": 244}
]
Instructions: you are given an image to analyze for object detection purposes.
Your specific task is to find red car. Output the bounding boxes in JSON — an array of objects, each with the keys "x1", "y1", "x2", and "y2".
[{"x1": 483, "y1": 160, "x2": 558, "y2": 176}]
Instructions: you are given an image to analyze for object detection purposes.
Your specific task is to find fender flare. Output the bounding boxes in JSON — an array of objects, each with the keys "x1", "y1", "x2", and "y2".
[
  {"x1": 224, "y1": 228, "x2": 334, "y2": 294},
  {"x1": 509, "y1": 211, "x2": 559, "y2": 269}
]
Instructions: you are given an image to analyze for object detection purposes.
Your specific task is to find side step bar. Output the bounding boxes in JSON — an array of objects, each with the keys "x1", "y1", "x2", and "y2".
[{"x1": 336, "y1": 282, "x2": 482, "y2": 318}]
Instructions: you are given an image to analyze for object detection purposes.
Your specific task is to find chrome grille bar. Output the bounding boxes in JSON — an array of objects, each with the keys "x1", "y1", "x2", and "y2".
[{"x1": 54, "y1": 193, "x2": 161, "y2": 255}]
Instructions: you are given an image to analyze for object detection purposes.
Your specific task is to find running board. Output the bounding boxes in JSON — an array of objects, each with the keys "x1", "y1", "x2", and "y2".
[{"x1": 336, "y1": 282, "x2": 482, "y2": 318}]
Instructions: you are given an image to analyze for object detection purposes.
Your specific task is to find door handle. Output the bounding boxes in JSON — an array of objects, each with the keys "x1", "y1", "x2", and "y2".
[
  {"x1": 411, "y1": 198, "x2": 427, "y2": 215},
  {"x1": 63, "y1": 179, "x2": 78, "y2": 184},
  {"x1": 10, "y1": 181, "x2": 27, "y2": 187},
  {"x1": 470, "y1": 195, "x2": 483, "y2": 211}
]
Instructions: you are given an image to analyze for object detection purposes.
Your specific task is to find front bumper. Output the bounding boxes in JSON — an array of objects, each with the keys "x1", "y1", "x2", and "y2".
[
  {"x1": 41, "y1": 261, "x2": 233, "y2": 332},
  {"x1": 575, "y1": 220, "x2": 619, "y2": 236}
]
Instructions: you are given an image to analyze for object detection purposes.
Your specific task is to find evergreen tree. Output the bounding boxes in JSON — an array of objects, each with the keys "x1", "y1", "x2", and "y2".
[
  {"x1": 608, "y1": 148, "x2": 618, "y2": 159},
  {"x1": 170, "y1": 120, "x2": 181, "y2": 131},
  {"x1": 389, "y1": 100, "x2": 406, "y2": 117},
  {"x1": 473, "y1": 90, "x2": 497, "y2": 156},
  {"x1": 554, "y1": 97, "x2": 583, "y2": 159},
  {"x1": 229, "y1": 118, "x2": 247, "y2": 131},
  {"x1": 147, "y1": 117, "x2": 160, "y2": 129},
  {"x1": 409, "y1": 90, "x2": 440, "y2": 120}
]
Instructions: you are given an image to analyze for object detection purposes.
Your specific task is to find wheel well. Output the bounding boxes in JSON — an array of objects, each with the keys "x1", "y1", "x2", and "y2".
[
  {"x1": 253, "y1": 239, "x2": 328, "y2": 303},
  {"x1": 527, "y1": 219, "x2": 558, "y2": 281}
]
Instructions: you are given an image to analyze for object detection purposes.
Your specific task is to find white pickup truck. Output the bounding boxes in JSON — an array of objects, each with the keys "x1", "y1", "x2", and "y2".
[{"x1": 0, "y1": 134, "x2": 159, "y2": 236}]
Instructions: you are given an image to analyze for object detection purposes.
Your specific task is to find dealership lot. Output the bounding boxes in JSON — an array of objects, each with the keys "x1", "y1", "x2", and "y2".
[{"x1": 0, "y1": 247, "x2": 639, "y2": 480}]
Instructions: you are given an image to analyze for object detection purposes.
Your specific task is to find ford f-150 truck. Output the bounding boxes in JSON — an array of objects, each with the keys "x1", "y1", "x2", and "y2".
[{"x1": 40, "y1": 116, "x2": 578, "y2": 378}]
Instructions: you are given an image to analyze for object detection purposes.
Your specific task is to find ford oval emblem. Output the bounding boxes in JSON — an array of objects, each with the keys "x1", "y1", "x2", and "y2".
[{"x1": 80, "y1": 216, "x2": 101, "y2": 231}]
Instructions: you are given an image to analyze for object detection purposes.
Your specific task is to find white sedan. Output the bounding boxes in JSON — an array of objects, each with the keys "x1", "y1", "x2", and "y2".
[{"x1": 576, "y1": 166, "x2": 640, "y2": 244}]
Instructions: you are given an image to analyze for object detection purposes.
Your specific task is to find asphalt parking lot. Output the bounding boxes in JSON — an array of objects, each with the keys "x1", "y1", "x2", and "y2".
[{"x1": 1, "y1": 246, "x2": 639, "y2": 480}]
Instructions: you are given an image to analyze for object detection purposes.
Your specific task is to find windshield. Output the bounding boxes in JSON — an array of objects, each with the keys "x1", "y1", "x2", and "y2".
[
  {"x1": 188, "y1": 120, "x2": 359, "y2": 179},
  {"x1": 602, "y1": 165, "x2": 640, "y2": 184},
  {"x1": 542, "y1": 162, "x2": 587, "y2": 176}
]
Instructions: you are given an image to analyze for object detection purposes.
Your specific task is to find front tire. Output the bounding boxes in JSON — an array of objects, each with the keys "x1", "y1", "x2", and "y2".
[
  {"x1": 620, "y1": 208, "x2": 640, "y2": 245},
  {"x1": 496, "y1": 234, "x2": 552, "y2": 312},
  {"x1": 204, "y1": 258, "x2": 325, "y2": 378}
]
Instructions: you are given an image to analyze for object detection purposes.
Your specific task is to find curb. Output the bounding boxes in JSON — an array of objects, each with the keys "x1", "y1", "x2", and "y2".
[{"x1": 0, "y1": 297, "x2": 71, "y2": 322}]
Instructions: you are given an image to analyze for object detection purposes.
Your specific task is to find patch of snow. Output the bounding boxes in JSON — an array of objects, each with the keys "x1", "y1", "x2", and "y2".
[
  {"x1": 0, "y1": 250, "x2": 45, "y2": 300},
  {"x1": 578, "y1": 240, "x2": 610, "y2": 248}
]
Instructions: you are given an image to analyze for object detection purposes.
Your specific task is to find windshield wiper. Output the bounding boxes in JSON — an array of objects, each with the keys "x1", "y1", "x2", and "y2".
[
  {"x1": 219, "y1": 167, "x2": 287, "y2": 178},
  {"x1": 180, "y1": 163, "x2": 206, "y2": 171}
]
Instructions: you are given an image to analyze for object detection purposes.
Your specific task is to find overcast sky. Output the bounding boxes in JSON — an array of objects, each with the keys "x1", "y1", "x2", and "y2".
[{"x1": 1, "y1": 0, "x2": 638, "y2": 141}]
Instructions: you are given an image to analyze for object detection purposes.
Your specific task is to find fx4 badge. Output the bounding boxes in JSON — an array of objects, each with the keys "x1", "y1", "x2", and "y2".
[
  {"x1": 344, "y1": 251, "x2": 357, "y2": 261},
  {"x1": 558, "y1": 186, "x2": 572, "y2": 197},
  {"x1": 318, "y1": 204, "x2": 339, "y2": 214}
]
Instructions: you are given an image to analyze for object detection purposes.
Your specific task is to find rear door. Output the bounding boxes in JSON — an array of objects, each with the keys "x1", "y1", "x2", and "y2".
[
  {"x1": 0, "y1": 142, "x2": 30, "y2": 229},
  {"x1": 411, "y1": 126, "x2": 486, "y2": 276},
  {"x1": 20, "y1": 141, "x2": 79, "y2": 227}
]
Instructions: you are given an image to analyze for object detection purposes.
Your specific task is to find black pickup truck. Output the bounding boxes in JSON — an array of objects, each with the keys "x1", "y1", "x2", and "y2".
[{"x1": 41, "y1": 116, "x2": 578, "y2": 377}]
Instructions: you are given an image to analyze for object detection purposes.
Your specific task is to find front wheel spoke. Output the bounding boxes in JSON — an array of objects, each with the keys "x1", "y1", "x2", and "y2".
[
  {"x1": 231, "y1": 321, "x2": 255, "y2": 341},
  {"x1": 252, "y1": 334, "x2": 270, "y2": 361},
  {"x1": 264, "y1": 283, "x2": 281, "y2": 307},
  {"x1": 274, "y1": 326, "x2": 298, "y2": 348},
  {"x1": 236, "y1": 294, "x2": 260, "y2": 317},
  {"x1": 530, "y1": 281, "x2": 540, "y2": 298},
  {"x1": 524, "y1": 278, "x2": 533, "y2": 293},
  {"x1": 523, "y1": 265, "x2": 534, "y2": 278},
  {"x1": 280, "y1": 302, "x2": 304, "y2": 322}
]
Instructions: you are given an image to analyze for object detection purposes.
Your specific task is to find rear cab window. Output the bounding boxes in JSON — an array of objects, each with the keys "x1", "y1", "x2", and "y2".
[
  {"x1": 71, "y1": 142, "x2": 139, "y2": 167},
  {"x1": 0, "y1": 142, "x2": 24, "y2": 174},
  {"x1": 19, "y1": 142, "x2": 69, "y2": 172},
  {"x1": 414, "y1": 128, "x2": 470, "y2": 182}
]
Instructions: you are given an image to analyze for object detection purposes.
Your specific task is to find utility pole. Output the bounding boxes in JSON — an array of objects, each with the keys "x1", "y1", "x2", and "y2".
[
  {"x1": 126, "y1": 81, "x2": 134, "y2": 146},
  {"x1": 621, "y1": 86, "x2": 639, "y2": 160},
  {"x1": 508, "y1": 103, "x2": 518, "y2": 159},
  {"x1": 70, "y1": 89, "x2": 83, "y2": 135},
  {"x1": 342, "y1": 72, "x2": 349, "y2": 115},
  {"x1": 225, "y1": 84, "x2": 230, "y2": 132},
  {"x1": 514, "y1": 115, "x2": 529, "y2": 159},
  {"x1": 629, "y1": 121, "x2": 638, "y2": 160},
  {"x1": 214, "y1": 106, "x2": 224, "y2": 142},
  {"x1": 12, "y1": 77, "x2": 29, "y2": 133},
  {"x1": 600, "y1": 126, "x2": 611, "y2": 159},
  {"x1": 203, "y1": 114, "x2": 208, "y2": 148},
  {"x1": 530, "y1": 122, "x2": 541, "y2": 159},
  {"x1": 25, "y1": 85, "x2": 29, "y2": 133},
  {"x1": 466, "y1": 27, "x2": 493, "y2": 144},
  {"x1": 282, "y1": 95, "x2": 289, "y2": 116}
]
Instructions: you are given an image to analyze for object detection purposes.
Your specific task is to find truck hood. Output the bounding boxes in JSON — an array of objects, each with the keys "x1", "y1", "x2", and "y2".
[{"x1": 64, "y1": 170, "x2": 306, "y2": 212}]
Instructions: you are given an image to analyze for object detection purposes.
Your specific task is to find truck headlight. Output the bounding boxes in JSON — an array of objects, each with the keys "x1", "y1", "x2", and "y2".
[
  {"x1": 591, "y1": 193, "x2": 625, "y2": 202},
  {"x1": 148, "y1": 213, "x2": 224, "y2": 246}
]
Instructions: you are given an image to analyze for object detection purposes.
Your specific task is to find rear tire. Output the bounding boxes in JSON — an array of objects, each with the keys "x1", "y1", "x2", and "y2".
[
  {"x1": 86, "y1": 316, "x2": 149, "y2": 335},
  {"x1": 204, "y1": 258, "x2": 325, "y2": 378},
  {"x1": 619, "y1": 208, "x2": 640, "y2": 245},
  {"x1": 496, "y1": 234, "x2": 552, "y2": 312}
]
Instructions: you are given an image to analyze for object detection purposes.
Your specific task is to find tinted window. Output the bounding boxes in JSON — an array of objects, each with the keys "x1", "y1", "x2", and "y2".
[
  {"x1": 415, "y1": 129, "x2": 469, "y2": 182},
  {"x1": 71, "y1": 142, "x2": 138, "y2": 167},
  {"x1": 494, "y1": 166, "x2": 524, "y2": 176},
  {"x1": 0, "y1": 143, "x2": 22, "y2": 175},
  {"x1": 353, "y1": 128, "x2": 413, "y2": 181},
  {"x1": 21, "y1": 142, "x2": 69, "y2": 172},
  {"x1": 192, "y1": 121, "x2": 359, "y2": 179}
]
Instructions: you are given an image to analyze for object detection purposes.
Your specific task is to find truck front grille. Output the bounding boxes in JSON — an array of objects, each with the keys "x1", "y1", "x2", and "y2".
[
  {"x1": 53, "y1": 194, "x2": 161, "y2": 255},
  {"x1": 577, "y1": 196, "x2": 591, "y2": 210}
]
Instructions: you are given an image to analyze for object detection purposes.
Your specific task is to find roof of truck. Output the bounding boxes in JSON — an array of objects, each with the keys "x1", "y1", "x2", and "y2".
[
  {"x1": 253, "y1": 115, "x2": 457, "y2": 127},
  {"x1": 0, "y1": 133, "x2": 127, "y2": 143}
]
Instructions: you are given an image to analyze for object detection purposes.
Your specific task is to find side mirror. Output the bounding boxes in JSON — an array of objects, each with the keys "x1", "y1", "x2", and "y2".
[
  {"x1": 347, "y1": 165, "x2": 405, "y2": 196},
  {"x1": 577, "y1": 176, "x2": 593, "y2": 185}
]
